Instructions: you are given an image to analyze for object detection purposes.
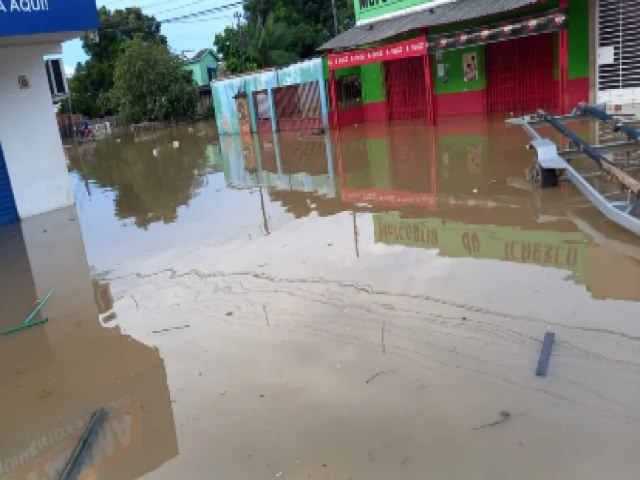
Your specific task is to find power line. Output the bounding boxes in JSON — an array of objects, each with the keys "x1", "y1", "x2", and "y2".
[
  {"x1": 153, "y1": 0, "x2": 210, "y2": 16},
  {"x1": 159, "y1": 2, "x2": 242, "y2": 23}
]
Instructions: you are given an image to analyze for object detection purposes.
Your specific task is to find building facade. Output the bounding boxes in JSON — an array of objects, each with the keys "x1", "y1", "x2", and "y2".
[
  {"x1": 183, "y1": 48, "x2": 218, "y2": 116},
  {"x1": 0, "y1": 1, "x2": 99, "y2": 225},
  {"x1": 321, "y1": 0, "x2": 606, "y2": 127}
]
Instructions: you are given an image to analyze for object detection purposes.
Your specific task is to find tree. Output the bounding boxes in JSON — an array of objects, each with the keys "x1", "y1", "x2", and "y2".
[
  {"x1": 246, "y1": 14, "x2": 299, "y2": 69},
  {"x1": 214, "y1": 0, "x2": 355, "y2": 73},
  {"x1": 69, "y1": 7, "x2": 165, "y2": 117},
  {"x1": 110, "y1": 38, "x2": 198, "y2": 123},
  {"x1": 213, "y1": 25, "x2": 246, "y2": 75}
]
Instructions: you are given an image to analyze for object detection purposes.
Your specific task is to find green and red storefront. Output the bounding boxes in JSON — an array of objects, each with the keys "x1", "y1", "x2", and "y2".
[{"x1": 321, "y1": 0, "x2": 591, "y2": 127}]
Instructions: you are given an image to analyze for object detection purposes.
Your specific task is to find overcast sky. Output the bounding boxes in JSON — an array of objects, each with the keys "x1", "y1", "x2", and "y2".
[{"x1": 62, "y1": 0, "x2": 241, "y2": 74}]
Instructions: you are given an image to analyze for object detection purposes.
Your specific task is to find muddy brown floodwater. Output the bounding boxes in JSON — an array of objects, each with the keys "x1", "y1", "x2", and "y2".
[{"x1": 2, "y1": 116, "x2": 640, "y2": 480}]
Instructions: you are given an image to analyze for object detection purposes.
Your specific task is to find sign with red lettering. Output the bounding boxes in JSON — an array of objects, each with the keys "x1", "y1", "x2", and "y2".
[
  {"x1": 341, "y1": 188, "x2": 436, "y2": 210},
  {"x1": 327, "y1": 37, "x2": 427, "y2": 70}
]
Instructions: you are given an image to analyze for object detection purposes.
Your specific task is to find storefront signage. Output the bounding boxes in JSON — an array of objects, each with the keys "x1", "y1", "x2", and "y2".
[
  {"x1": 328, "y1": 37, "x2": 427, "y2": 70},
  {"x1": 373, "y1": 212, "x2": 588, "y2": 274},
  {"x1": 355, "y1": 0, "x2": 444, "y2": 24},
  {"x1": 427, "y1": 8, "x2": 567, "y2": 54},
  {"x1": 0, "y1": 0, "x2": 99, "y2": 37}
]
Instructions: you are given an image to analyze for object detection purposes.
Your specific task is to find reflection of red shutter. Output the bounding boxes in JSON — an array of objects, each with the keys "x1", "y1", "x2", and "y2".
[
  {"x1": 385, "y1": 57, "x2": 427, "y2": 121},
  {"x1": 486, "y1": 33, "x2": 555, "y2": 113}
]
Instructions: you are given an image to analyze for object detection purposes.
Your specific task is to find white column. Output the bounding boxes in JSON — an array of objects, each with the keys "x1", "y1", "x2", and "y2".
[{"x1": 0, "y1": 43, "x2": 74, "y2": 219}]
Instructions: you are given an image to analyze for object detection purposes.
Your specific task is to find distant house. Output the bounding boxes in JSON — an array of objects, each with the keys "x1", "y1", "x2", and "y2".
[{"x1": 182, "y1": 49, "x2": 218, "y2": 117}]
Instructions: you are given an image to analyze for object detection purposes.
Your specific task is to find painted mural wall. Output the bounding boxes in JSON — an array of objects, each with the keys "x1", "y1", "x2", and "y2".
[
  {"x1": 211, "y1": 58, "x2": 328, "y2": 135},
  {"x1": 211, "y1": 71, "x2": 277, "y2": 135}
]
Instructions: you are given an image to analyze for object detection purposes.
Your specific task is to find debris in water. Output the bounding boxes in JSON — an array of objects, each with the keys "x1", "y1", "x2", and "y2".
[
  {"x1": 173, "y1": 141, "x2": 180, "y2": 148},
  {"x1": 263, "y1": 304, "x2": 270, "y2": 327},
  {"x1": 226, "y1": 311, "x2": 233, "y2": 316},
  {"x1": 472, "y1": 410, "x2": 513, "y2": 430},
  {"x1": 58, "y1": 408, "x2": 107, "y2": 480},
  {"x1": 1, "y1": 290, "x2": 53, "y2": 336},
  {"x1": 536, "y1": 329, "x2": 555, "y2": 377},
  {"x1": 152, "y1": 324, "x2": 190, "y2": 334},
  {"x1": 365, "y1": 369, "x2": 395, "y2": 384},
  {"x1": 472, "y1": 188, "x2": 479, "y2": 194},
  {"x1": 402, "y1": 456, "x2": 409, "y2": 466}
]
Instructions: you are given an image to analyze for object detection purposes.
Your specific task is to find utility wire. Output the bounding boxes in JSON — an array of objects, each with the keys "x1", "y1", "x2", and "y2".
[{"x1": 159, "y1": 2, "x2": 242, "y2": 23}]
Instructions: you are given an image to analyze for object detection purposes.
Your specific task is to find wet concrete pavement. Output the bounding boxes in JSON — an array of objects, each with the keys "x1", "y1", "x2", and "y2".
[{"x1": 2, "y1": 117, "x2": 640, "y2": 479}]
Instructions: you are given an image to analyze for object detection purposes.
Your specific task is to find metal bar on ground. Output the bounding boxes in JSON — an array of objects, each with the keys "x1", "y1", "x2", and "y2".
[
  {"x1": 536, "y1": 330, "x2": 555, "y2": 377},
  {"x1": 59, "y1": 408, "x2": 107, "y2": 480}
]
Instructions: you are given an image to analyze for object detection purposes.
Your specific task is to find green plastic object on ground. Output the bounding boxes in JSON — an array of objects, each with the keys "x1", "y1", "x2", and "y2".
[{"x1": 1, "y1": 290, "x2": 53, "y2": 335}]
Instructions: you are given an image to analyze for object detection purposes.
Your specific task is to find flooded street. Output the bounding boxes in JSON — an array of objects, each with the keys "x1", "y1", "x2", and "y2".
[{"x1": 2, "y1": 117, "x2": 640, "y2": 480}]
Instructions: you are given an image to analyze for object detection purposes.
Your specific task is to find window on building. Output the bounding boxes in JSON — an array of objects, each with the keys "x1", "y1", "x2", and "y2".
[{"x1": 337, "y1": 74, "x2": 362, "y2": 110}]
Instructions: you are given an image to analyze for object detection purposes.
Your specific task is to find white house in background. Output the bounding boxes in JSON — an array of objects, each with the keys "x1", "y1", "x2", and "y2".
[{"x1": 0, "y1": 1, "x2": 99, "y2": 225}]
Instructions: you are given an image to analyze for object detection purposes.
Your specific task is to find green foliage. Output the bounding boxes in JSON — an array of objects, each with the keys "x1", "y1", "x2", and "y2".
[
  {"x1": 69, "y1": 7, "x2": 165, "y2": 117},
  {"x1": 111, "y1": 39, "x2": 198, "y2": 124},
  {"x1": 214, "y1": 0, "x2": 355, "y2": 73}
]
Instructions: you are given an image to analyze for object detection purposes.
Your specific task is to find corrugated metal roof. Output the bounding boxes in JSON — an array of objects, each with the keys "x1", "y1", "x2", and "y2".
[{"x1": 320, "y1": 0, "x2": 538, "y2": 51}]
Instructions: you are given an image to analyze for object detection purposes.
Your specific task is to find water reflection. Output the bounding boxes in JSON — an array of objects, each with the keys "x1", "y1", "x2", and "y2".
[
  {"x1": 0, "y1": 208, "x2": 177, "y2": 479},
  {"x1": 67, "y1": 119, "x2": 640, "y2": 302},
  {"x1": 68, "y1": 126, "x2": 215, "y2": 229}
]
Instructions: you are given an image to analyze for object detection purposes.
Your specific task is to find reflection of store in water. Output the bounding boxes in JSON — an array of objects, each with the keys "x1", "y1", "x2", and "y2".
[
  {"x1": 0, "y1": 207, "x2": 177, "y2": 480},
  {"x1": 334, "y1": 119, "x2": 640, "y2": 302}
]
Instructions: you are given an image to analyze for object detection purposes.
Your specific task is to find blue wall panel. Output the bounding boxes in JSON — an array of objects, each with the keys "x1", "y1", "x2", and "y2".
[{"x1": 0, "y1": 145, "x2": 18, "y2": 225}]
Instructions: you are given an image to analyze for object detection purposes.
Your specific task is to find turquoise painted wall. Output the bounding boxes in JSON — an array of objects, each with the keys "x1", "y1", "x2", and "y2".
[{"x1": 212, "y1": 58, "x2": 329, "y2": 134}]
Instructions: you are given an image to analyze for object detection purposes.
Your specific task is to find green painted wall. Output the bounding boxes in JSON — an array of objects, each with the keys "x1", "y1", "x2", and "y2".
[
  {"x1": 568, "y1": 0, "x2": 589, "y2": 79},
  {"x1": 362, "y1": 63, "x2": 385, "y2": 103},
  {"x1": 432, "y1": 45, "x2": 485, "y2": 95}
]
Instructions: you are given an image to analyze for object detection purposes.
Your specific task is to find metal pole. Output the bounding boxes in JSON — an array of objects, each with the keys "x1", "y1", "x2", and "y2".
[
  {"x1": 578, "y1": 102, "x2": 640, "y2": 142},
  {"x1": 558, "y1": 0, "x2": 569, "y2": 114},
  {"x1": 66, "y1": 96, "x2": 76, "y2": 144},
  {"x1": 331, "y1": 0, "x2": 338, "y2": 36},
  {"x1": 234, "y1": 12, "x2": 244, "y2": 73},
  {"x1": 539, "y1": 109, "x2": 640, "y2": 196}
]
